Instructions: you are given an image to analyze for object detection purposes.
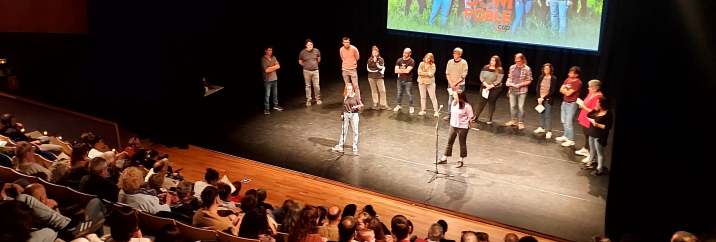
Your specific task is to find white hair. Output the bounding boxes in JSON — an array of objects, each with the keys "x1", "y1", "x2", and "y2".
[{"x1": 453, "y1": 47, "x2": 463, "y2": 55}]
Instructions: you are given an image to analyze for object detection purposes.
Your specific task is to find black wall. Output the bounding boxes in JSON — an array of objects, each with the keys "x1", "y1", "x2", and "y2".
[{"x1": 1, "y1": 0, "x2": 715, "y2": 240}]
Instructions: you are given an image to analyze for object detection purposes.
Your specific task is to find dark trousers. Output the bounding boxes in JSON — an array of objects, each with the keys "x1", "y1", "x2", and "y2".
[
  {"x1": 405, "y1": 0, "x2": 427, "y2": 15},
  {"x1": 445, "y1": 126, "x2": 469, "y2": 158},
  {"x1": 583, "y1": 126, "x2": 590, "y2": 151},
  {"x1": 474, "y1": 86, "x2": 502, "y2": 121}
]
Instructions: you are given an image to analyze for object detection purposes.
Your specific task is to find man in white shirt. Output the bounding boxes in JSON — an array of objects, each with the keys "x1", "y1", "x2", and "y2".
[{"x1": 193, "y1": 168, "x2": 220, "y2": 200}]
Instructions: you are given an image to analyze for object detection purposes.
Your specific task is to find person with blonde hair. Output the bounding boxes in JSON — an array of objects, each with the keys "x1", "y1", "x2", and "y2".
[
  {"x1": 13, "y1": 141, "x2": 52, "y2": 180},
  {"x1": 367, "y1": 46, "x2": 389, "y2": 110},
  {"x1": 417, "y1": 53, "x2": 439, "y2": 117},
  {"x1": 332, "y1": 84, "x2": 363, "y2": 153},
  {"x1": 118, "y1": 167, "x2": 173, "y2": 215},
  {"x1": 575, "y1": 79, "x2": 603, "y2": 160}
]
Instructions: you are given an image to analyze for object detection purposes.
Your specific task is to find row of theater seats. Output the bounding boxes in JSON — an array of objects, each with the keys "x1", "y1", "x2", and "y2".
[{"x1": 0, "y1": 164, "x2": 290, "y2": 242}]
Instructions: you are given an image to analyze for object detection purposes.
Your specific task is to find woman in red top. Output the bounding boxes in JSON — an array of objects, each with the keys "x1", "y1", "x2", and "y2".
[
  {"x1": 576, "y1": 80, "x2": 603, "y2": 162},
  {"x1": 288, "y1": 205, "x2": 323, "y2": 242}
]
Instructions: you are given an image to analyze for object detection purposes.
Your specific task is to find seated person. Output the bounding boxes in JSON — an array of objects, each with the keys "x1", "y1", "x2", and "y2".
[
  {"x1": 217, "y1": 183, "x2": 238, "y2": 211},
  {"x1": 144, "y1": 160, "x2": 176, "y2": 190},
  {"x1": 50, "y1": 161, "x2": 71, "y2": 185},
  {"x1": 170, "y1": 180, "x2": 200, "y2": 218},
  {"x1": 79, "y1": 157, "x2": 120, "y2": 202},
  {"x1": 193, "y1": 186, "x2": 239, "y2": 235},
  {"x1": 64, "y1": 143, "x2": 91, "y2": 189},
  {"x1": 85, "y1": 133, "x2": 126, "y2": 161},
  {"x1": 101, "y1": 207, "x2": 151, "y2": 242},
  {"x1": 117, "y1": 167, "x2": 173, "y2": 215},
  {"x1": 12, "y1": 190, "x2": 104, "y2": 241},
  {"x1": 13, "y1": 141, "x2": 52, "y2": 180},
  {"x1": 0, "y1": 113, "x2": 63, "y2": 155},
  {"x1": 1, "y1": 178, "x2": 26, "y2": 200},
  {"x1": 356, "y1": 229, "x2": 376, "y2": 242},
  {"x1": 230, "y1": 181, "x2": 243, "y2": 203},
  {"x1": 256, "y1": 188, "x2": 274, "y2": 211},
  {"x1": 193, "y1": 168, "x2": 220, "y2": 199},
  {"x1": 238, "y1": 195, "x2": 277, "y2": 239},
  {"x1": 123, "y1": 137, "x2": 143, "y2": 158}
]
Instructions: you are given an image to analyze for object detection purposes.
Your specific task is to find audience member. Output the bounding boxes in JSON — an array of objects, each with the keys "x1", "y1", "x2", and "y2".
[
  {"x1": 0, "y1": 113, "x2": 63, "y2": 155},
  {"x1": 239, "y1": 194, "x2": 277, "y2": 239},
  {"x1": 281, "y1": 202, "x2": 304, "y2": 233},
  {"x1": 104, "y1": 207, "x2": 150, "y2": 242},
  {"x1": 147, "y1": 173, "x2": 166, "y2": 192},
  {"x1": 118, "y1": 167, "x2": 172, "y2": 215},
  {"x1": 272, "y1": 199, "x2": 295, "y2": 224},
  {"x1": 339, "y1": 216, "x2": 358, "y2": 242},
  {"x1": 406, "y1": 220, "x2": 427, "y2": 242},
  {"x1": 361, "y1": 205, "x2": 377, "y2": 218},
  {"x1": 426, "y1": 223, "x2": 443, "y2": 242},
  {"x1": 80, "y1": 157, "x2": 120, "y2": 202},
  {"x1": 357, "y1": 229, "x2": 377, "y2": 242},
  {"x1": 14, "y1": 191, "x2": 104, "y2": 240},
  {"x1": 671, "y1": 231, "x2": 698, "y2": 242},
  {"x1": 65, "y1": 143, "x2": 91, "y2": 189},
  {"x1": 217, "y1": 183, "x2": 237, "y2": 211},
  {"x1": 171, "y1": 180, "x2": 199, "y2": 218},
  {"x1": 230, "y1": 181, "x2": 243, "y2": 203},
  {"x1": 288, "y1": 205, "x2": 322, "y2": 242},
  {"x1": 342, "y1": 204, "x2": 357, "y2": 218},
  {"x1": 193, "y1": 186, "x2": 239, "y2": 235},
  {"x1": 317, "y1": 206, "x2": 328, "y2": 225},
  {"x1": 86, "y1": 133, "x2": 126, "y2": 161},
  {"x1": 257, "y1": 188, "x2": 274, "y2": 211},
  {"x1": 591, "y1": 235, "x2": 611, "y2": 242},
  {"x1": 391, "y1": 215, "x2": 411, "y2": 242},
  {"x1": 23, "y1": 183, "x2": 60, "y2": 212},
  {"x1": 1, "y1": 178, "x2": 25, "y2": 200},
  {"x1": 460, "y1": 232, "x2": 477, "y2": 242},
  {"x1": 367, "y1": 218, "x2": 387, "y2": 242},
  {"x1": 474, "y1": 232, "x2": 488, "y2": 242},
  {"x1": 194, "y1": 168, "x2": 220, "y2": 199},
  {"x1": 124, "y1": 137, "x2": 143, "y2": 158},
  {"x1": 318, "y1": 206, "x2": 342, "y2": 241},
  {"x1": 154, "y1": 224, "x2": 182, "y2": 242},
  {"x1": 0, "y1": 200, "x2": 39, "y2": 242},
  {"x1": 517, "y1": 236, "x2": 538, "y2": 242},
  {"x1": 50, "y1": 160, "x2": 71, "y2": 184},
  {"x1": 436, "y1": 220, "x2": 456, "y2": 242},
  {"x1": 356, "y1": 212, "x2": 373, "y2": 230},
  {"x1": 13, "y1": 141, "x2": 52, "y2": 180},
  {"x1": 144, "y1": 160, "x2": 176, "y2": 189},
  {"x1": 503, "y1": 233, "x2": 519, "y2": 242}
]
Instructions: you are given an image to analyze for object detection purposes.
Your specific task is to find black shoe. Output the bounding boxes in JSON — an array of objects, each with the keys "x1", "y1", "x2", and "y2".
[
  {"x1": 455, "y1": 161, "x2": 464, "y2": 168},
  {"x1": 274, "y1": 106, "x2": 283, "y2": 111},
  {"x1": 61, "y1": 219, "x2": 105, "y2": 240},
  {"x1": 264, "y1": 109, "x2": 270, "y2": 115},
  {"x1": 591, "y1": 168, "x2": 604, "y2": 176}
]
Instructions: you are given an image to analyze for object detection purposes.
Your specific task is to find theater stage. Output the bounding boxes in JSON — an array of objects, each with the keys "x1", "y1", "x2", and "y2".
[{"x1": 196, "y1": 78, "x2": 610, "y2": 241}]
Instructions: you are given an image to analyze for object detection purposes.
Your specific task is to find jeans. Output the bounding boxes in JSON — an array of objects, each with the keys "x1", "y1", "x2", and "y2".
[
  {"x1": 338, "y1": 112, "x2": 359, "y2": 147},
  {"x1": 429, "y1": 0, "x2": 451, "y2": 25},
  {"x1": 512, "y1": 0, "x2": 534, "y2": 33},
  {"x1": 508, "y1": 92, "x2": 527, "y2": 122},
  {"x1": 15, "y1": 194, "x2": 71, "y2": 230},
  {"x1": 368, "y1": 78, "x2": 387, "y2": 107},
  {"x1": 474, "y1": 86, "x2": 502, "y2": 121},
  {"x1": 445, "y1": 127, "x2": 469, "y2": 158},
  {"x1": 447, "y1": 85, "x2": 466, "y2": 113},
  {"x1": 30, "y1": 136, "x2": 63, "y2": 155},
  {"x1": 303, "y1": 70, "x2": 321, "y2": 101},
  {"x1": 538, "y1": 102, "x2": 553, "y2": 131},
  {"x1": 550, "y1": 0, "x2": 568, "y2": 36},
  {"x1": 560, "y1": 101, "x2": 578, "y2": 140},
  {"x1": 342, "y1": 69, "x2": 360, "y2": 97},
  {"x1": 396, "y1": 81, "x2": 414, "y2": 107},
  {"x1": 588, "y1": 136, "x2": 605, "y2": 170},
  {"x1": 418, "y1": 82, "x2": 438, "y2": 111},
  {"x1": 263, "y1": 80, "x2": 278, "y2": 109}
]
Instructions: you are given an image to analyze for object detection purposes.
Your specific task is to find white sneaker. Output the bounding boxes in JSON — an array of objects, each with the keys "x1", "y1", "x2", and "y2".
[
  {"x1": 409, "y1": 107, "x2": 415, "y2": 114},
  {"x1": 555, "y1": 136, "x2": 568, "y2": 142},
  {"x1": 352, "y1": 145, "x2": 358, "y2": 152},
  {"x1": 575, "y1": 148, "x2": 589, "y2": 156},
  {"x1": 582, "y1": 156, "x2": 592, "y2": 163},
  {"x1": 545, "y1": 132, "x2": 552, "y2": 139},
  {"x1": 534, "y1": 127, "x2": 546, "y2": 133},
  {"x1": 331, "y1": 145, "x2": 343, "y2": 152},
  {"x1": 393, "y1": 105, "x2": 402, "y2": 111},
  {"x1": 561, "y1": 140, "x2": 576, "y2": 147}
]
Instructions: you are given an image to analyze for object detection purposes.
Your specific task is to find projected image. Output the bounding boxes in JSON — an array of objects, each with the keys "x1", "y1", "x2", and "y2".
[{"x1": 388, "y1": 0, "x2": 605, "y2": 50}]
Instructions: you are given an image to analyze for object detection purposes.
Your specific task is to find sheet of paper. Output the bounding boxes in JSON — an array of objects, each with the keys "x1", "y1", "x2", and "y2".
[
  {"x1": 221, "y1": 175, "x2": 236, "y2": 193},
  {"x1": 535, "y1": 105, "x2": 545, "y2": 113},
  {"x1": 482, "y1": 88, "x2": 490, "y2": 99},
  {"x1": 576, "y1": 98, "x2": 584, "y2": 105},
  {"x1": 447, "y1": 87, "x2": 455, "y2": 96}
]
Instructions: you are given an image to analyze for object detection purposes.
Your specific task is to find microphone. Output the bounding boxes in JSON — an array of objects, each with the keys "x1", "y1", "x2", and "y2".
[{"x1": 437, "y1": 105, "x2": 444, "y2": 113}]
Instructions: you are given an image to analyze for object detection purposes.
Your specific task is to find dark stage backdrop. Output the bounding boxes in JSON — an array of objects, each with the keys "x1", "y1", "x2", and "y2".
[{"x1": 0, "y1": 0, "x2": 715, "y2": 241}]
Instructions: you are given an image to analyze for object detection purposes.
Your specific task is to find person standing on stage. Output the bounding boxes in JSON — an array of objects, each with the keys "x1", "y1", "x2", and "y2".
[
  {"x1": 505, "y1": 53, "x2": 532, "y2": 130},
  {"x1": 394, "y1": 48, "x2": 416, "y2": 114},
  {"x1": 437, "y1": 90, "x2": 474, "y2": 168},
  {"x1": 582, "y1": 96, "x2": 613, "y2": 176},
  {"x1": 534, "y1": 63, "x2": 560, "y2": 139},
  {"x1": 332, "y1": 84, "x2": 364, "y2": 153},
  {"x1": 299, "y1": 39, "x2": 322, "y2": 106},
  {"x1": 367, "y1": 46, "x2": 389, "y2": 110},
  {"x1": 417, "y1": 53, "x2": 439, "y2": 117},
  {"x1": 473, "y1": 55, "x2": 505, "y2": 124},
  {"x1": 556, "y1": 66, "x2": 582, "y2": 147},
  {"x1": 576, "y1": 80, "x2": 603, "y2": 161},
  {"x1": 444, "y1": 48, "x2": 468, "y2": 121},
  {"x1": 340, "y1": 37, "x2": 360, "y2": 97},
  {"x1": 261, "y1": 46, "x2": 282, "y2": 115}
]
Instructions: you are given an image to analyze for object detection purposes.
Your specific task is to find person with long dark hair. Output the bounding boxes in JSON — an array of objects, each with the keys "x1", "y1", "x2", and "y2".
[
  {"x1": 473, "y1": 55, "x2": 505, "y2": 124},
  {"x1": 534, "y1": 63, "x2": 560, "y2": 139},
  {"x1": 332, "y1": 84, "x2": 363, "y2": 153},
  {"x1": 582, "y1": 97, "x2": 613, "y2": 176},
  {"x1": 367, "y1": 46, "x2": 388, "y2": 110},
  {"x1": 288, "y1": 205, "x2": 323, "y2": 242},
  {"x1": 505, "y1": 53, "x2": 532, "y2": 130},
  {"x1": 437, "y1": 90, "x2": 474, "y2": 168}
]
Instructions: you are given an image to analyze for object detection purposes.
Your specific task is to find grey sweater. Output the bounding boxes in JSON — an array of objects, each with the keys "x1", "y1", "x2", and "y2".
[{"x1": 445, "y1": 59, "x2": 468, "y2": 86}]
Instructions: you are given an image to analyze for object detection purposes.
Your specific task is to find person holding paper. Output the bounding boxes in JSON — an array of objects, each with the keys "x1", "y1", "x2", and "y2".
[
  {"x1": 556, "y1": 66, "x2": 582, "y2": 147},
  {"x1": 473, "y1": 55, "x2": 504, "y2": 124},
  {"x1": 417, "y1": 53, "x2": 439, "y2": 116},
  {"x1": 436, "y1": 90, "x2": 474, "y2": 168},
  {"x1": 534, "y1": 63, "x2": 560, "y2": 139},
  {"x1": 505, "y1": 53, "x2": 533, "y2": 130},
  {"x1": 581, "y1": 97, "x2": 613, "y2": 176},
  {"x1": 575, "y1": 80, "x2": 604, "y2": 161},
  {"x1": 367, "y1": 46, "x2": 389, "y2": 110},
  {"x1": 444, "y1": 48, "x2": 468, "y2": 121}
]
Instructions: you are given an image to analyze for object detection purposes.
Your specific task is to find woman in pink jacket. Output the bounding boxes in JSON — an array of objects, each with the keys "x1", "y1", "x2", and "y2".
[{"x1": 576, "y1": 80, "x2": 603, "y2": 162}]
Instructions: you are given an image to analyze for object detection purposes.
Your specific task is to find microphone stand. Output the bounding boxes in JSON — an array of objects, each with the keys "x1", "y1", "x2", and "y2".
[
  {"x1": 427, "y1": 105, "x2": 453, "y2": 183},
  {"x1": 334, "y1": 97, "x2": 359, "y2": 161}
]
